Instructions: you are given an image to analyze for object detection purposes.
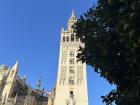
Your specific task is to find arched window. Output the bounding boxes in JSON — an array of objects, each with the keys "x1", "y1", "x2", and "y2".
[
  {"x1": 70, "y1": 51, "x2": 74, "y2": 57},
  {"x1": 71, "y1": 34, "x2": 74, "y2": 42},
  {"x1": 69, "y1": 77, "x2": 75, "y2": 85},
  {"x1": 70, "y1": 91, "x2": 74, "y2": 99},
  {"x1": 66, "y1": 36, "x2": 69, "y2": 42},
  {"x1": 69, "y1": 59, "x2": 74, "y2": 64},
  {"x1": 63, "y1": 36, "x2": 65, "y2": 42},
  {"x1": 69, "y1": 66, "x2": 74, "y2": 74}
]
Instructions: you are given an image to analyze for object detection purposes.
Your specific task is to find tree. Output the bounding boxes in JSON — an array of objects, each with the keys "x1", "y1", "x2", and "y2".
[{"x1": 74, "y1": 0, "x2": 140, "y2": 104}]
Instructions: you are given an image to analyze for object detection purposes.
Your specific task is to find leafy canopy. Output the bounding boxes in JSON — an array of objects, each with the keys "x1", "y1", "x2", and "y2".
[{"x1": 74, "y1": 0, "x2": 140, "y2": 104}]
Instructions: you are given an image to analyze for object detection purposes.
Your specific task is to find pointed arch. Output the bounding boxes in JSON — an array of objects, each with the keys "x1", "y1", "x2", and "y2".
[
  {"x1": 71, "y1": 34, "x2": 74, "y2": 42},
  {"x1": 63, "y1": 36, "x2": 65, "y2": 42},
  {"x1": 66, "y1": 36, "x2": 69, "y2": 42}
]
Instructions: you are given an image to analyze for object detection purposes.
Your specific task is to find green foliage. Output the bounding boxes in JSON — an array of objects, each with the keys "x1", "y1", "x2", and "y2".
[{"x1": 74, "y1": 0, "x2": 140, "y2": 104}]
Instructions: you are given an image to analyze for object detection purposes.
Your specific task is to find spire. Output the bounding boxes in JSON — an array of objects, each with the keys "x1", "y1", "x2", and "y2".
[
  {"x1": 71, "y1": 9, "x2": 76, "y2": 18},
  {"x1": 12, "y1": 60, "x2": 18, "y2": 70},
  {"x1": 10, "y1": 60, "x2": 19, "y2": 77},
  {"x1": 68, "y1": 9, "x2": 77, "y2": 31},
  {"x1": 69, "y1": 9, "x2": 77, "y2": 21}
]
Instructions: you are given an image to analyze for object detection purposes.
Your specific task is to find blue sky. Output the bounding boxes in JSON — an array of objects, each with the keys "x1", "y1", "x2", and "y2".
[{"x1": 0, "y1": 0, "x2": 115, "y2": 105}]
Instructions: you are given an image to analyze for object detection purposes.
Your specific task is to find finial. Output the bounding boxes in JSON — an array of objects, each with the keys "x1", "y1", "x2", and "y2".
[
  {"x1": 23, "y1": 76, "x2": 27, "y2": 82},
  {"x1": 71, "y1": 9, "x2": 76, "y2": 18},
  {"x1": 37, "y1": 77, "x2": 41, "y2": 90}
]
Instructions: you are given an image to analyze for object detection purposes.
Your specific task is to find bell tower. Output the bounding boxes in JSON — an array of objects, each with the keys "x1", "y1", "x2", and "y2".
[{"x1": 54, "y1": 10, "x2": 88, "y2": 105}]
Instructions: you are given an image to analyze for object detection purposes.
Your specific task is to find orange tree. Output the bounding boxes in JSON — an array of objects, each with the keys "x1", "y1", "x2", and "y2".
[{"x1": 74, "y1": 0, "x2": 140, "y2": 105}]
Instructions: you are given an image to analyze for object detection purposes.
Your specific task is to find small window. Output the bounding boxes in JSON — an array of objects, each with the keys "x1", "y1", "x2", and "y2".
[
  {"x1": 70, "y1": 91, "x2": 73, "y2": 95},
  {"x1": 70, "y1": 91, "x2": 74, "y2": 99},
  {"x1": 66, "y1": 36, "x2": 69, "y2": 42},
  {"x1": 69, "y1": 77, "x2": 75, "y2": 85},
  {"x1": 70, "y1": 70, "x2": 74, "y2": 74},
  {"x1": 69, "y1": 59, "x2": 74, "y2": 64},
  {"x1": 63, "y1": 36, "x2": 65, "y2": 42},
  {"x1": 71, "y1": 34, "x2": 74, "y2": 42},
  {"x1": 10, "y1": 71, "x2": 14, "y2": 77},
  {"x1": 70, "y1": 51, "x2": 74, "y2": 57},
  {"x1": 69, "y1": 66, "x2": 74, "y2": 74}
]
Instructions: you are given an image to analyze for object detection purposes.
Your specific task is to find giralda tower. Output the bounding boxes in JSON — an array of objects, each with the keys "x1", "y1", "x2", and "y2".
[{"x1": 54, "y1": 10, "x2": 88, "y2": 105}]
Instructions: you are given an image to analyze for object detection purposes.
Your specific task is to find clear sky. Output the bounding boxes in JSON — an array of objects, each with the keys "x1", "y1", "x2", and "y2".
[{"x1": 0, "y1": 0, "x2": 115, "y2": 105}]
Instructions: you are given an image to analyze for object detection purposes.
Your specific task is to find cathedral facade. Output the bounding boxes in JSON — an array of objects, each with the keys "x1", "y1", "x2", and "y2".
[
  {"x1": 0, "y1": 10, "x2": 88, "y2": 105},
  {"x1": 0, "y1": 62, "x2": 48, "y2": 105}
]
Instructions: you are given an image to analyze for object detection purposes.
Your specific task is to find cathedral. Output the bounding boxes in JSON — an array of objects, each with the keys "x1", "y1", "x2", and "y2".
[{"x1": 0, "y1": 10, "x2": 88, "y2": 105}]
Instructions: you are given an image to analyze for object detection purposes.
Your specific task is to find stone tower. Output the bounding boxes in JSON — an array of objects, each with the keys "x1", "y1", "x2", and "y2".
[{"x1": 54, "y1": 10, "x2": 88, "y2": 105}]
